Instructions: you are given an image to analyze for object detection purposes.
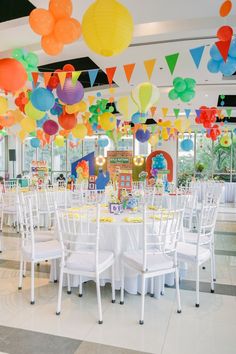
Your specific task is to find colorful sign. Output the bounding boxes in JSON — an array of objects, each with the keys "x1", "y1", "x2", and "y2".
[{"x1": 107, "y1": 151, "x2": 133, "y2": 178}]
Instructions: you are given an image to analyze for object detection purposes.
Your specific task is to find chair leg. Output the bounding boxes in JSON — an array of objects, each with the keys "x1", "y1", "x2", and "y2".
[
  {"x1": 150, "y1": 277, "x2": 154, "y2": 297},
  {"x1": 56, "y1": 264, "x2": 64, "y2": 315},
  {"x1": 120, "y1": 262, "x2": 124, "y2": 305},
  {"x1": 30, "y1": 261, "x2": 35, "y2": 305},
  {"x1": 139, "y1": 275, "x2": 146, "y2": 325},
  {"x1": 161, "y1": 275, "x2": 165, "y2": 296},
  {"x1": 53, "y1": 260, "x2": 57, "y2": 283},
  {"x1": 23, "y1": 261, "x2": 27, "y2": 277},
  {"x1": 212, "y1": 243, "x2": 216, "y2": 282},
  {"x1": 18, "y1": 256, "x2": 23, "y2": 290},
  {"x1": 67, "y1": 273, "x2": 71, "y2": 294},
  {"x1": 95, "y1": 274, "x2": 103, "y2": 324},
  {"x1": 111, "y1": 263, "x2": 115, "y2": 303},
  {"x1": 195, "y1": 264, "x2": 200, "y2": 307},
  {"x1": 175, "y1": 268, "x2": 182, "y2": 313},
  {"x1": 78, "y1": 276, "x2": 83, "y2": 297},
  {"x1": 210, "y1": 252, "x2": 215, "y2": 293}
]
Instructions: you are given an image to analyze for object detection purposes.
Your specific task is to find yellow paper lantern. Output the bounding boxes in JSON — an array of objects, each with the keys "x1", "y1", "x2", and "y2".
[
  {"x1": 55, "y1": 135, "x2": 65, "y2": 147},
  {"x1": 117, "y1": 96, "x2": 138, "y2": 121},
  {"x1": 82, "y1": 0, "x2": 134, "y2": 57},
  {"x1": 99, "y1": 112, "x2": 116, "y2": 131},
  {"x1": 72, "y1": 123, "x2": 88, "y2": 139},
  {"x1": 0, "y1": 97, "x2": 8, "y2": 114},
  {"x1": 131, "y1": 82, "x2": 160, "y2": 114},
  {"x1": 20, "y1": 117, "x2": 36, "y2": 133},
  {"x1": 65, "y1": 100, "x2": 87, "y2": 114}
]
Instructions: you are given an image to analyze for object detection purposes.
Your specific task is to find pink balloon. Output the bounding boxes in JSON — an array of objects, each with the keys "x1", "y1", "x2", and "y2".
[
  {"x1": 43, "y1": 119, "x2": 59, "y2": 135},
  {"x1": 56, "y1": 78, "x2": 84, "y2": 105}
]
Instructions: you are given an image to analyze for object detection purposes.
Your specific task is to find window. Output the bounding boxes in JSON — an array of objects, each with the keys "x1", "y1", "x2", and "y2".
[
  {"x1": 83, "y1": 137, "x2": 97, "y2": 156},
  {"x1": 178, "y1": 133, "x2": 195, "y2": 186},
  {"x1": 23, "y1": 138, "x2": 36, "y2": 173},
  {"x1": 195, "y1": 133, "x2": 213, "y2": 179},
  {"x1": 38, "y1": 144, "x2": 52, "y2": 172},
  {"x1": 0, "y1": 138, "x2": 6, "y2": 172},
  {"x1": 67, "y1": 141, "x2": 83, "y2": 171},
  {"x1": 117, "y1": 136, "x2": 133, "y2": 152}
]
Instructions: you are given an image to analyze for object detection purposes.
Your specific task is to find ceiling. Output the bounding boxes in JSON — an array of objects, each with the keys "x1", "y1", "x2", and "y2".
[{"x1": 0, "y1": 0, "x2": 236, "y2": 117}]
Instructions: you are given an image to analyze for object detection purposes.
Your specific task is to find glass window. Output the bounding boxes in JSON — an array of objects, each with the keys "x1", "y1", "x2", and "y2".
[
  {"x1": 83, "y1": 137, "x2": 97, "y2": 156},
  {"x1": 178, "y1": 133, "x2": 194, "y2": 186},
  {"x1": 38, "y1": 144, "x2": 52, "y2": 172},
  {"x1": 23, "y1": 138, "x2": 36, "y2": 173},
  {"x1": 195, "y1": 133, "x2": 213, "y2": 179},
  {"x1": 67, "y1": 141, "x2": 83, "y2": 171},
  {"x1": 0, "y1": 138, "x2": 5, "y2": 172},
  {"x1": 212, "y1": 133, "x2": 231, "y2": 182},
  {"x1": 52, "y1": 141, "x2": 65, "y2": 172}
]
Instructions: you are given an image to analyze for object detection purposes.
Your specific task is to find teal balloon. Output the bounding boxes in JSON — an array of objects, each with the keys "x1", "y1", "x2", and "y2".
[
  {"x1": 229, "y1": 39, "x2": 236, "y2": 58},
  {"x1": 25, "y1": 52, "x2": 39, "y2": 67},
  {"x1": 173, "y1": 77, "x2": 186, "y2": 93},
  {"x1": 180, "y1": 89, "x2": 195, "y2": 103},
  {"x1": 31, "y1": 88, "x2": 55, "y2": 111},
  {"x1": 185, "y1": 78, "x2": 196, "y2": 90},
  {"x1": 131, "y1": 112, "x2": 141, "y2": 124},
  {"x1": 181, "y1": 139, "x2": 193, "y2": 151},
  {"x1": 220, "y1": 57, "x2": 236, "y2": 76},
  {"x1": 168, "y1": 89, "x2": 179, "y2": 100},
  {"x1": 12, "y1": 48, "x2": 24, "y2": 60},
  {"x1": 30, "y1": 138, "x2": 40, "y2": 148},
  {"x1": 207, "y1": 59, "x2": 220, "y2": 73},
  {"x1": 210, "y1": 45, "x2": 223, "y2": 61}
]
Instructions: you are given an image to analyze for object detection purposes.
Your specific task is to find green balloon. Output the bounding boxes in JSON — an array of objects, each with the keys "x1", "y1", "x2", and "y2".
[
  {"x1": 185, "y1": 78, "x2": 196, "y2": 90},
  {"x1": 12, "y1": 48, "x2": 24, "y2": 60},
  {"x1": 89, "y1": 105, "x2": 97, "y2": 113},
  {"x1": 173, "y1": 77, "x2": 186, "y2": 93},
  {"x1": 109, "y1": 106, "x2": 114, "y2": 113},
  {"x1": 180, "y1": 89, "x2": 195, "y2": 103},
  {"x1": 18, "y1": 58, "x2": 29, "y2": 70},
  {"x1": 168, "y1": 89, "x2": 179, "y2": 100},
  {"x1": 25, "y1": 52, "x2": 39, "y2": 67}
]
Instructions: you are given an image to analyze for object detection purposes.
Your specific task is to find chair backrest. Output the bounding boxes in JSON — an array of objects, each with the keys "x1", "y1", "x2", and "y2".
[
  {"x1": 4, "y1": 180, "x2": 18, "y2": 192},
  {"x1": 2, "y1": 191, "x2": 18, "y2": 211},
  {"x1": 197, "y1": 204, "x2": 218, "y2": 247},
  {"x1": 56, "y1": 204, "x2": 101, "y2": 272},
  {"x1": 142, "y1": 205, "x2": 184, "y2": 271}
]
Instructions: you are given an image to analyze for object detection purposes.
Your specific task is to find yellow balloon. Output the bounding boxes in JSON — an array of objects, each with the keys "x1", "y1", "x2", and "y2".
[
  {"x1": 174, "y1": 118, "x2": 191, "y2": 133},
  {"x1": 20, "y1": 117, "x2": 36, "y2": 133},
  {"x1": 72, "y1": 123, "x2": 88, "y2": 139},
  {"x1": 99, "y1": 112, "x2": 116, "y2": 131},
  {"x1": 25, "y1": 101, "x2": 45, "y2": 120},
  {"x1": 117, "y1": 96, "x2": 138, "y2": 121},
  {"x1": 161, "y1": 127, "x2": 169, "y2": 140},
  {"x1": 55, "y1": 135, "x2": 65, "y2": 147},
  {"x1": 18, "y1": 129, "x2": 27, "y2": 142},
  {"x1": 10, "y1": 109, "x2": 24, "y2": 123},
  {"x1": 0, "y1": 97, "x2": 8, "y2": 115},
  {"x1": 65, "y1": 101, "x2": 87, "y2": 114},
  {"x1": 82, "y1": 0, "x2": 134, "y2": 56},
  {"x1": 149, "y1": 134, "x2": 159, "y2": 146}
]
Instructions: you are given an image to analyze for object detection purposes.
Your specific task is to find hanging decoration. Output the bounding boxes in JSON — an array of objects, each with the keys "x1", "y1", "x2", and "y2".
[
  {"x1": 0, "y1": 58, "x2": 27, "y2": 93},
  {"x1": 168, "y1": 77, "x2": 196, "y2": 103},
  {"x1": 220, "y1": 133, "x2": 232, "y2": 147},
  {"x1": 180, "y1": 138, "x2": 194, "y2": 151},
  {"x1": 12, "y1": 48, "x2": 39, "y2": 81},
  {"x1": 131, "y1": 82, "x2": 160, "y2": 114}
]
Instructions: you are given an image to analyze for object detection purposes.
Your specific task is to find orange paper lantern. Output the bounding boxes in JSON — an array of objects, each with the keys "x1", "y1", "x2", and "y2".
[
  {"x1": 0, "y1": 58, "x2": 27, "y2": 93},
  {"x1": 41, "y1": 34, "x2": 64, "y2": 56},
  {"x1": 58, "y1": 113, "x2": 77, "y2": 130},
  {"x1": 29, "y1": 9, "x2": 55, "y2": 35}
]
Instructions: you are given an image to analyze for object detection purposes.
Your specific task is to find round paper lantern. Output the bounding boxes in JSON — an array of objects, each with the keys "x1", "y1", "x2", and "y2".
[
  {"x1": 31, "y1": 88, "x2": 55, "y2": 111},
  {"x1": 82, "y1": 0, "x2": 134, "y2": 56},
  {"x1": 25, "y1": 101, "x2": 45, "y2": 120},
  {"x1": 99, "y1": 112, "x2": 116, "y2": 131},
  {"x1": 136, "y1": 129, "x2": 150, "y2": 143},
  {"x1": 55, "y1": 135, "x2": 65, "y2": 147},
  {"x1": 30, "y1": 137, "x2": 40, "y2": 148},
  {"x1": 98, "y1": 138, "x2": 109, "y2": 148},
  {"x1": 29, "y1": 9, "x2": 55, "y2": 35},
  {"x1": 49, "y1": 0, "x2": 72, "y2": 19},
  {"x1": 54, "y1": 18, "x2": 81, "y2": 44},
  {"x1": 72, "y1": 124, "x2": 88, "y2": 139},
  {"x1": 56, "y1": 78, "x2": 84, "y2": 105},
  {"x1": 180, "y1": 139, "x2": 193, "y2": 151},
  {"x1": 131, "y1": 112, "x2": 141, "y2": 124},
  {"x1": 131, "y1": 82, "x2": 160, "y2": 114},
  {"x1": 41, "y1": 34, "x2": 64, "y2": 56},
  {"x1": 220, "y1": 134, "x2": 232, "y2": 147},
  {"x1": 43, "y1": 119, "x2": 59, "y2": 135},
  {"x1": 65, "y1": 100, "x2": 87, "y2": 114},
  {"x1": 58, "y1": 113, "x2": 77, "y2": 130},
  {"x1": 20, "y1": 117, "x2": 36, "y2": 133},
  {"x1": 0, "y1": 58, "x2": 27, "y2": 93},
  {"x1": 0, "y1": 97, "x2": 8, "y2": 114}
]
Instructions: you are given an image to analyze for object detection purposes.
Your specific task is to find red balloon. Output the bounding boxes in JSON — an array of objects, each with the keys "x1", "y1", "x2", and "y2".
[
  {"x1": 0, "y1": 58, "x2": 27, "y2": 93},
  {"x1": 47, "y1": 74, "x2": 59, "y2": 90},
  {"x1": 58, "y1": 113, "x2": 77, "y2": 130},
  {"x1": 63, "y1": 64, "x2": 75, "y2": 78}
]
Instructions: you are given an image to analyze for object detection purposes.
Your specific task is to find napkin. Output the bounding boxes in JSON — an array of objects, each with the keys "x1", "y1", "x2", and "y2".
[{"x1": 124, "y1": 217, "x2": 143, "y2": 223}]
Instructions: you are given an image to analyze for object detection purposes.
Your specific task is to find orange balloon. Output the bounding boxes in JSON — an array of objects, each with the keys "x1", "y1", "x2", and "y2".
[
  {"x1": 41, "y1": 34, "x2": 64, "y2": 56},
  {"x1": 54, "y1": 18, "x2": 81, "y2": 44},
  {"x1": 59, "y1": 129, "x2": 70, "y2": 137},
  {"x1": 58, "y1": 113, "x2": 77, "y2": 130},
  {"x1": 220, "y1": 0, "x2": 232, "y2": 17},
  {"x1": 29, "y1": 9, "x2": 55, "y2": 35},
  {"x1": 49, "y1": 0, "x2": 72, "y2": 19},
  {"x1": 0, "y1": 59, "x2": 27, "y2": 93},
  {"x1": 0, "y1": 111, "x2": 15, "y2": 127}
]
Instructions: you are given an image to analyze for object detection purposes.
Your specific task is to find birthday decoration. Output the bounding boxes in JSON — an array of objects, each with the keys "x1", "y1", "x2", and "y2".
[
  {"x1": 131, "y1": 82, "x2": 160, "y2": 114},
  {"x1": 31, "y1": 87, "x2": 55, "y2": 112},
  {"x1": 220, "y1": 134, "x2": 232, "y2": 147},
  {"x1": 207, "y1": 40, "x2": 236, "y2": 76},
  {"x1": 136, "y1": 128, "x2": 150, "y2": 143},
  {"x1": 12, "y1": 48, "x2": 39, "y2": 81},
  {"x1": 56, "y1": 78, "x2": 84, "y2": 105},
  {"x1": 180, "y1": 138, "x2": 194, "y2": 151},
  {"x1": 219, "y1": 1, "x2": 232, "y2": 17},
  {"x1": 168, "y1": 77, "x2": 196, "y2": 103},
  {"x1": 0, "y1": 58, "x2": 27, "y2": 93}
]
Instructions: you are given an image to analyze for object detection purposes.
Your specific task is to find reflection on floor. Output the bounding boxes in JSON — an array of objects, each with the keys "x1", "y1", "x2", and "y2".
[{"x1": 0, "y1": 204, "x2": 235, "y2": 354}]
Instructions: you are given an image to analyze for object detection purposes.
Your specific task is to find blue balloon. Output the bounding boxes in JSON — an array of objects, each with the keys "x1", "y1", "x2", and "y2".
[
  {"x1": 131, "y1": 112, "x2": 141, "y2": 124},
  {"x1": 220, "y1": 57, "x2": 236, "y2": 76},
  {"x1": 210, "y1": 45, "x2": 223, "y2": 61},
  {"x1": 180, "y1": 139, "x2": 193, "y2": 152},
  {"x1": 98, "y1": 138, "x2": 109, "y2": 148},
  {"x1": 30, "y1": 137, "x2": 40, "y2": 148},
  {"x1": 207, "y1": 59, "x2": 220, "y2": 73},
  {"x1": 229, "y1": 39, "x2": 236, "y2": 58},
  {"x1": 36, "y1": 114, "x2": 48, "y2": 128},
  {"x1": 31, "y1": 88, "x2": 55, "y2": 112}
]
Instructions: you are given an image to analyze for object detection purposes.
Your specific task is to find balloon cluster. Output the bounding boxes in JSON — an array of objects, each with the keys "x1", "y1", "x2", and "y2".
[
  {"x1": 168, "y1": 77, "x2": 196, "y2": 103},
  {"x1": 89, "y1": 99, "x2": 115, "y2": 131},
  {"x1": 195, "y1": 106, "x2": 221, "y2": 141},
  {"x1": 15, "y1": 91, "x2": 30, "y2": 112},
  {"x1": 12, "y1": 48, "x2": 39, "y2": 81},
  {"x1": 207, "y1": 38, "x2": 236, "y2": 76},
  {"x1": 29, "y1": 0, "x2": 81, "y2": 56}
]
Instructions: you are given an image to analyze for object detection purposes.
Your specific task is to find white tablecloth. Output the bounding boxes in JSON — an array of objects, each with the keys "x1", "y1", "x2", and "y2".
[{"x1": 221, "y1": 182, "x2": 236, "y2": 203}]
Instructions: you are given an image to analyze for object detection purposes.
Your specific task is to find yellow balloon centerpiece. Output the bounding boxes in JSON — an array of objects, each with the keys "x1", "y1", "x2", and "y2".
[
  {"x1": 99, "y1": 112, "x2": 116, "y2": 131},
  {"x1": 82, "y1": 0, "x2": 134, "y2": 57},
  {"x1": 131, "y1": 82, "x2": 160, "y2": 114}
]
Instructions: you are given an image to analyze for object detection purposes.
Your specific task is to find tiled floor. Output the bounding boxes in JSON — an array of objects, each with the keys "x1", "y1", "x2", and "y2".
[{"x1": 0, "y1": 205, "x2": 235, "y2": 354}]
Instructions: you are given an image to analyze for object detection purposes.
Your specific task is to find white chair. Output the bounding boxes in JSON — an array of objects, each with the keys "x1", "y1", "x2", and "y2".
[
  {"x1": 120, "y1": 206, "x2": 184, "y2": 325},
  {"x1": 0, "y1": 191, "x2": 19, "y2": 237},
  {"x1": 177, "y1": 204, "x2": 218, "y2": 307},
  {"x1": 55, "y1": 204, "x2": 115, "y2": 324},
  {"x1": 17, "y1": 197, "x2": 62, "y2": 304},
  {"x1": 36, "y1": 190, "x2": 55, "y2": 229},
  {"x1": 3, "y1": 179, "x2": 18, "y2": 192}
]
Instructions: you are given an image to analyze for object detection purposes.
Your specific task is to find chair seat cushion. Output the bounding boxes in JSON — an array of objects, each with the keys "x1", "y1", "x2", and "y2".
[
  {"x1": 123, "y1": 250, "x2": 174, "y2": 272},
  {"x1": 66, "y1": 251, "x2": 114, "y2": 273},
  {"x1": 177, "y1": 242, "x2": 211, "y2": 263},
  {"x1": 35, "y1": 231, "x2": 54, "y2": 242},
  {"x1": 22, "y1": 240, "x2": 62, "y2": 260}
]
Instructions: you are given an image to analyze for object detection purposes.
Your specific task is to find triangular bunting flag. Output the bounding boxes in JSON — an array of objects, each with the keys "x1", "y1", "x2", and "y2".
[
  {"x1": 43, "y1": 72, "x2": 52, "y2": 88},
  {"x1": 162, "y1": 107, "x2": 169, "y2": 117},
  {"x1": 105, "y1": 67, "x2": 117, "y2": 85},
  {"x1": 144, "y1": 59, "x2": 156, "y2": 80},
  {"x1": 165, "y1": 53, "x2": 179, "y2": 75},
  {"x1": 184, "y1": 109, "x2": 191, "y2": 118},
  {"x1": 31, "y1": 72, "x2": 39, "y2": 87},
  {"x1": 215, "y1": 40, "x2": 231, "y2": 62},
  {"x1": 123, "y1": 63, "x2": 135, "y2": 83},
  {"x1": 57, "y1": 72, "x2": 67, "y2": 89},
  {"x1": 72, "y1": 71, "x2": 81, "y2": 86},
  {"x1": 150, "y1": 106, "x2": 157, "y2": 117},
  {"x1": 195, "y1": 109, "x2": 201, "y2": 117},
  {"x1": 226, "y1": 108, "x2": 232, "y2": 118},
  {"x1": 88, "y1": 96, "x2": 95, "y2": 105},
  {"x1": 189, "y1": 46, "x2": 205, "y2": 69},
  {"x1": 173, "y1": 108, "x2": 180, "y2": 118},
  {"x1": 88, "y1": 69, "x2": 99, "y2": 87}
]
